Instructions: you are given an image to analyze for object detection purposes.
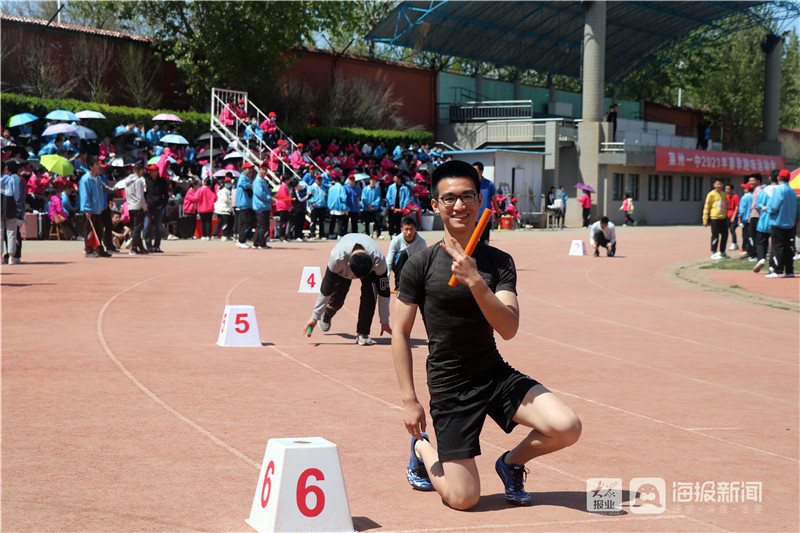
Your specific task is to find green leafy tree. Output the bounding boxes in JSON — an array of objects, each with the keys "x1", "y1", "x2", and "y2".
[
  {"x1": 617, "y1": 14, "x2": 800, "y2": 148},
  {"x1": 112, "y1": 1, "x2": 359, "y2": 106}
]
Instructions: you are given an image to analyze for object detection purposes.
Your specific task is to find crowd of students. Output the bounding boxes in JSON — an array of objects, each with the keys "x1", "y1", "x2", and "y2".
[{"x1": 703, "y1": 169, "x2": 799, "y2": 278}]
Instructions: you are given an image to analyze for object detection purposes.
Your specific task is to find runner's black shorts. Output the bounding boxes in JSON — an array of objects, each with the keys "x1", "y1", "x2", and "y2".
[{"x1": 429, "y1": 361, "x2": 539, "y2": 462}]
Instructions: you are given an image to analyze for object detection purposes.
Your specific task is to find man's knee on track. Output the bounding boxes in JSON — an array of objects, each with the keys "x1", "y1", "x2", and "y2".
[
  {"x1": 443, "y1": 485, "x2": 481, "y2": 511},
  {"x1": 555, "y1": 414, "x2": 582, "y2": 448}
]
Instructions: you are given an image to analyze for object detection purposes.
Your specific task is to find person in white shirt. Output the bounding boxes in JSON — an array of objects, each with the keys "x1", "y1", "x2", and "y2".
[
  {"x1": 589, "y1": 216, "x2": 616, "y2": 257},
  {"x1": 387, "y1": 216, "x2": 427, "y2": 289},
  {"x1": 123, "y1": 163, "x2": 148, "y2": 255}
]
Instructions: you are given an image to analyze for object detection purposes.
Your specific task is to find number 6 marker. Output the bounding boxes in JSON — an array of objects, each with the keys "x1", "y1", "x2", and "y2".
[{"x1": 246, "y1": 438, "x2": 354, "y2": 532}]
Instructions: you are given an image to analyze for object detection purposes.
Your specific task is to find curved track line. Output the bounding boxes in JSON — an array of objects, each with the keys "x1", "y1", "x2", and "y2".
[
  {"x1": 519, "y1": 328, "x2": 794, "y2": 405},
  {"x1": 98, "y1": 273, "x2": 261, "y2": 470},
  {"x1": 267, "y1": 345, "x2": 401, "y2": 412},
  {"x1": 581, "y1": 261, "x2": 795, "y2": 339},
  {"x1": 517, "y1": 288, "x2": 795, "y2": 367},
  {"x1": 550, "y1": 387, "x2": 797, "y2": 463}
]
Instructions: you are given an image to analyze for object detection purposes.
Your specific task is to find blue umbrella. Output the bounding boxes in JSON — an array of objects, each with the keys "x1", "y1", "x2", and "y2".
[
  {"x1": 159, "y1": 134, "x2": 189, "y2": 145},
  {"x1": 7, "y1": 113, "x2": 38, "y2": 128},
  {"x1": 73, "y1": 125, "x2": 97, "y2": 140},
  {"x1": 45, "y1": 109, "x2": 80, "y2": 121}
]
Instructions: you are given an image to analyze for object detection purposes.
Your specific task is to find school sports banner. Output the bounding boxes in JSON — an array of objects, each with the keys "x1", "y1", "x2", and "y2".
[{"x1": 655, "y1": 147, "x2": 785, "y2": 176}]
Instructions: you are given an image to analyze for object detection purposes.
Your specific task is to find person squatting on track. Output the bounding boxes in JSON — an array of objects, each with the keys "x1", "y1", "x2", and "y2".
[
  {"x1": 305, "y1": 233, "x2": 392, "y2": 346},
  {"x1": 391, "y1": 160, "x2": 581, "y2": 510},
  {"x1": 589, "y1": 216, "x2": 617, "y2": 257},
  {"x1": 703, "y1": 178, "x2": 729, "y2": 260}
]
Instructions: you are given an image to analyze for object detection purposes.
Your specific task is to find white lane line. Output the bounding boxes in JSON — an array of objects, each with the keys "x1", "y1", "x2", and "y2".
[
  {"x1": 378, "y1": 513, "x2": 716, "y2": 533},
  {"x1": 517, "y1": 288, "x2": 796, "y2": 367},
  {"x1": 98, "y1": 273, "x2": 261, "y2": 470},
  {"x1": 550, "y1": 387, "x2": 798, "y2": 463},
  {"x1": 518, "y1": 328, "x2": 795, "y2": 405}
]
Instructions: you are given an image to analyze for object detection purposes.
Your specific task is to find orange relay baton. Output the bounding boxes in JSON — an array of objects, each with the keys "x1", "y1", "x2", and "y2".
[{"x1": 448, "y1": 208, "x2": 492, "y2": 287}]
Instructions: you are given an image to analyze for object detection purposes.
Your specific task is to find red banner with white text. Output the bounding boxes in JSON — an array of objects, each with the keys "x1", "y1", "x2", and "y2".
[{"x1": 655, "y1": 147, "x2": 785, "y2": 176}]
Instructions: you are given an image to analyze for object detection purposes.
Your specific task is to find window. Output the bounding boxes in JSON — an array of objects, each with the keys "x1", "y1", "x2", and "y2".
[
  {"x1": 680, "y1": 176, "x2": 691, "y2": 201},
  {"x1": 648, "y1": 174, "x2": 659, "y2": 201},
  {"x1": 612, "y1": 173, "x2": 624, "y2": 201},
  {"x1": 661, "y1": 175, "x2": 673, "y2": 201},
  {"x1": 693, "y1": 176, "x2": 704, "y2": 201},
  {"x1": 627, "y1": 174, "x2": 639, "y2": 201}
]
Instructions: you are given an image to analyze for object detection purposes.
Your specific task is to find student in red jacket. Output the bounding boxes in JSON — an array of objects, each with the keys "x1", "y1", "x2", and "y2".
[
  {"x1": 725, "y1": 184, "x2": 740, "y2": 251},
  {"x1": 579, "y1": 191, "x2": 592, "y2": 227}
]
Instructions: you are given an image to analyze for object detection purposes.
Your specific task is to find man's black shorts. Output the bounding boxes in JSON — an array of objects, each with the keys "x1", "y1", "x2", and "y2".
[{"x1": 429, "y1": 361, "x2": 539, "y2": 462}]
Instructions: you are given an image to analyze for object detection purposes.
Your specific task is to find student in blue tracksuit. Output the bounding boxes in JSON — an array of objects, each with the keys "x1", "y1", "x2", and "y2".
[
  {"x1": 308, "y1": 174, "x2": 327, "y2": 239},
  {"x1": 345, "y1": 175, "x2": 362, "y2": 234},
  {"x1": 252, "y1": 163, "x2": 273, "y2": 249},
  {"x1": 763, "y1": 169, "x2": 798, "y2": 277},
  {"x1": 385, "y1": 173, "x2": 410, "y2": 237},
  {"x1": 361, "y1": 175, "x2": 382, "y2": 238},
  {"x1": 751, "y1": 176, "x2": 775, "y2": 273},
  {"x1": 79, "y1": 156, "x2": 111, "y2": 257},
  {"x1": 235, "y1": 162, "x2": 255, "y2": 248},
  {"x1": 327, "y1": 174, "x2": 348, "y2": 238},
  {"x1": 738, "y1": 183, "x2": 754, "y2": 258}
]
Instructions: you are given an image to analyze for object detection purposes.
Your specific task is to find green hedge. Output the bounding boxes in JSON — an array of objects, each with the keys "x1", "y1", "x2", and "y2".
[
  {"x1": 281, "y1": 125, "x2": 434, "y2": 148},
  {"x1": 1, "y1": 93, "x2": 210, "y2": 141},
  {"x1": 1, "y1": 93, "x2": 433, "y2": 148}
]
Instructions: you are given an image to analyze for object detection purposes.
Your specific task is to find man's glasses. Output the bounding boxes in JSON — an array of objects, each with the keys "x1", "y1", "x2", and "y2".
[{"x1": 438, "y1": 192, "x2": 477, "y2": 206}]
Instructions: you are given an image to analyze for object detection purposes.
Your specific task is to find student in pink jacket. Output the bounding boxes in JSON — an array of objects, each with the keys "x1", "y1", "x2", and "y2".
[
  {"x1": 195, "y1": 178, "x2": 218, "y2": 240},
  {"x1": 183, "y1": 180, "x2": 199, "y2": 236}
]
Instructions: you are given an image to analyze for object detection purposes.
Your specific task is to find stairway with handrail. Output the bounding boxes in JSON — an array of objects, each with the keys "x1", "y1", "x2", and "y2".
[{"x1": 210, "y1": 88, "x2": 313, "y2": 225}]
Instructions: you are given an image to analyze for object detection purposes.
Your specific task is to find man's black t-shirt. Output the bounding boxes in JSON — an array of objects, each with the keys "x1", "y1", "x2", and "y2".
[{"x1": 398, "y1": 240, "x2": 517, "y2": 397}]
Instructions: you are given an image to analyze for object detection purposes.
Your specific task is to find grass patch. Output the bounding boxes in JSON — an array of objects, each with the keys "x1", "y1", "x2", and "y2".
[{"x1": 700, "y1": 258, "x2": 800, "y2": 271}]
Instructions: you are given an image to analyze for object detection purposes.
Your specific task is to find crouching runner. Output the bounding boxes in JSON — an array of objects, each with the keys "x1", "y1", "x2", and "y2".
[{"x1": 391, "y1": 160, "x2": 581, "y2": 510}]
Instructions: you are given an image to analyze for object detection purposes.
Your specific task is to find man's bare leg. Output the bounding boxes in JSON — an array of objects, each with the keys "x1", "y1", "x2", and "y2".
[
  {"x1": 505, "y1": 384, "x2": 582, "y2": 465},
  {"x1": 414, "y1": 439, "x2": 481, "y2": 510}
]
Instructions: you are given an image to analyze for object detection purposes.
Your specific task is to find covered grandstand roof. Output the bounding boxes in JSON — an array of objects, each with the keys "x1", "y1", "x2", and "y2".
[{"x1": 366, "y1": 1, "x2": 799, "y2": 82}]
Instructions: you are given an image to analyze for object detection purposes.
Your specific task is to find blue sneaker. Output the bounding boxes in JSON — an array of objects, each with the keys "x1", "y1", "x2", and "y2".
[
  {"x1": 495, "y1": 452, "x2": 532, "y2": 505},
  {"x1": 406, "y1": 433, "x2": 434, "y2": 491}
]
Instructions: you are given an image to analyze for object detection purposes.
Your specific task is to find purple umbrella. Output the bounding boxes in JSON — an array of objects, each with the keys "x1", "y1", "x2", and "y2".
[
  {"x1": 574, "y1": 183, "x2": 596, "y2": 193},
  {"x1": 42, "y1": 123, "x2": 78, "y2": 137},
  {"x1": 153, "y1": 113, "x2": 183, "y2": 122}
]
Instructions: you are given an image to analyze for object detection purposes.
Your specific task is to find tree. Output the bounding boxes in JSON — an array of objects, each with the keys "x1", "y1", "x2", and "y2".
[
  {"x1": 617, "y1": 13, "x2": 800, "y2": 150},
  {"x1": 71, "y1": 36, "x2": 114, "y2": 103},
  {"x1": 118, "y1": 45, "x2": 163, "y2": 108},
  {"x1": 113, "y1": 1, "x2": 360, "y2": 106}
]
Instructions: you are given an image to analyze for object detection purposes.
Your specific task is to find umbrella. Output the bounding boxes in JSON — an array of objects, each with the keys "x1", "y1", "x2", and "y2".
[
  {"x1": 789, "y1": 167, "x2": 800, "y2": 195},
  {"x1": 214, "y1": 168, "x2": 239, "y2": 178},
  {"x1": 7, "y1": 113, "x2": 38, "y2": 128},
  {"x1": 159, "y1": 134, "x2": 189, "y2": 145},
  {"x1": 223, "y1": 151, "x2": 244, "y2": 160},
  {"x1": 148, "y1": 156, "x2": 177, "y2": 164},
  {"x1": 107, "y1": 153, "x2": 139, "y2": 167},
  {"x1": 113, "y1": 130, "x2": 137, "y2": 141},
  {"x1": 75, "y1": 110, "x2": 106, "y2": 119},
  {"x1": 39, "y1": 154, "x2": 74, "y2": 176},
  {"x1": 5, "y1": 157, "x2": 29, "y2": 166},
  {"x1": 26, "y1": 160, "x2": 45, "y2": 173},
  {"x1": 45, "y1": 109, "x2": 80, "y2": 122},
  {"x1": 73, "y1": 125, "x2": 97, "y2": 140},
  {"x1": 42, "y1": 123, "x2": 78, "y2": 137},
  {"x1": 196, "y1": 132, "x2": 223, "y2": 142},
  {"x1": 575, "y1": 183, "x2": 596, "y2": 193},
  {"x1": 152, "y1": 113, "x2": 182, "y2": 122},
  {"x1": 196, "y1": 148, "x2": 224, "y2": 160}
]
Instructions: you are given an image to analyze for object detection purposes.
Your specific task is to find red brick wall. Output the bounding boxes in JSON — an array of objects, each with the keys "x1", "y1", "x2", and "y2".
[{"x1": 283, "y1": 49, "x2": 436, "y2": 131}]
